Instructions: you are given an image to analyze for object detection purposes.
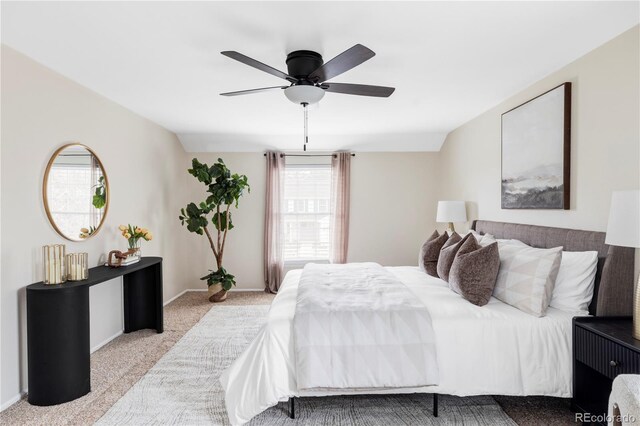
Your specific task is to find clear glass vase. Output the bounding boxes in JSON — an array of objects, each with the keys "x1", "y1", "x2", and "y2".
[
  {"x1": 43, "y1": 244, "x2": 67, "y2": 284},
  {"x1": 128, "y1": 238, "x2": 142, "y2": 260}
]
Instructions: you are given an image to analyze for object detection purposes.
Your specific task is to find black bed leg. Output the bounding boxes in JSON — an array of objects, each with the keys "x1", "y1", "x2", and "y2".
[
  {"x1": 433, "y1": 393, "x2": 438, "y2": 417},
  {"x1": 289, "y1": 397, "x2": 295, "y2": 419}
]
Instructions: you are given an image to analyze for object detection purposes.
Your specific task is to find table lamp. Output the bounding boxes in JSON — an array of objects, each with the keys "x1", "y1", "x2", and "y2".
[
  {"x1": 605, "y1": 190, "x2": 640, "y2": 339},
  {"x1": 436, "y1": 201, "x2": 467, "y2": 233}
]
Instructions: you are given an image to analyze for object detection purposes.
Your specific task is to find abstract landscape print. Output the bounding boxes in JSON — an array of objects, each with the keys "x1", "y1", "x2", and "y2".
[{"x1": 501, "y1": 83, "x2": 571, "y2": 209}]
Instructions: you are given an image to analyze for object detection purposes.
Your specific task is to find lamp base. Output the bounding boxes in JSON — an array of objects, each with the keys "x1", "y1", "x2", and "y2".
[
  {"x1": 634, "y1": 274, "x2": 640, "y2": 340},
  {"x1": 447, "y1": 222, "x2": 455, "y2": 234}
]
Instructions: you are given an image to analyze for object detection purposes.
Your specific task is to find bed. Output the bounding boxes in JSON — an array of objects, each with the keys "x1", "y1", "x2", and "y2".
[{"x1": 220, "y1": 220, "x2": 635, "y2": 425}]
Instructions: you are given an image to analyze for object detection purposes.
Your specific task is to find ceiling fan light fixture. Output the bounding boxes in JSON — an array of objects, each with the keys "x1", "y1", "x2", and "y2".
[{"x1": 284, "y1": 85, "x2": 325, "y2": 105}]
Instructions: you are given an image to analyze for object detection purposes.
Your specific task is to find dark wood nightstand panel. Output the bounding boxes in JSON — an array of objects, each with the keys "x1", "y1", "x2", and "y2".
[
  {"x1": 572, "y1": 317, "x2": 640, "y2": 425},
  {"x1": 575, "y1": 325, "x2": 640, "y2": 379}
]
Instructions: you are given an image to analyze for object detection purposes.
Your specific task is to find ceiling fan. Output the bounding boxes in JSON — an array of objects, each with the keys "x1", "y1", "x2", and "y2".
[{"x1": 219, "y1": 44, "x2": 395, "y2": 105}]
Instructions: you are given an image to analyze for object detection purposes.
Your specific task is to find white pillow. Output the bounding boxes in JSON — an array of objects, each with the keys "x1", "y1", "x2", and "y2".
[
  {"x1": 496, "y1": 239, "x2": 598, "y2": 314},
  {"x1": 494, "y1": 242, "x2": 563, "y2": 317},
  {"x1": 496, "y1": 238, "x2": 528, "y2": 246},
  {"x1": 550, "y1": 251, "x2": 598, "y2": 313},
  {"x1": 465, "y1": 230, "x2": 497, "y2": 247}
]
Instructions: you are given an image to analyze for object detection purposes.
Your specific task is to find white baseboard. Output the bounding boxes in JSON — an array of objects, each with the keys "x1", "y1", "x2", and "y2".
[
  {"x1": 89, "y1": 289, "x2": 195, "y2": 358},
  {"x1": 163, "y1": 288, "x2": 190, "y2": 305},
  {"x1": 1, "y1": 392, "x2": 24, "y2": 412},
  {"x1": 91, "y1": 330, "x2": 124, "y2": 353},
  {"x1": 174, "y1": 288, "x2": 264, "y2": 293},
  {"x1": 189, "y1": 288, "x2": 264, "y2": 291},
  {"x1": 163, "y1": 287, "x2": 264, "y2": 306},
  {"x1": 89, "y1": 289, "x2": 195, "y2": 355}
]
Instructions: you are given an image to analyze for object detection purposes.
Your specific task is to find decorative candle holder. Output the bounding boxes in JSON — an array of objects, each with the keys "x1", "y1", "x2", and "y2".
[
  {"x1": 43, "y1": 244, "x2": 67, "y2": 285},
  {"x1": 66, "y1": 253, "x2": 89, "y2": 281}
]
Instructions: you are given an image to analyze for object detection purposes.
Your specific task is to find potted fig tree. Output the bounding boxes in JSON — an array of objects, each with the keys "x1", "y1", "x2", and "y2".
[{"x1": 179, "y1": 158, "x2": 249, "y2": 302}]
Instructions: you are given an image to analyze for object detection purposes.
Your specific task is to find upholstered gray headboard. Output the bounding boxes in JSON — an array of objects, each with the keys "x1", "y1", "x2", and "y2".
[{"x1": 472, "y1": 220, "x2": 635, "y2": 317}]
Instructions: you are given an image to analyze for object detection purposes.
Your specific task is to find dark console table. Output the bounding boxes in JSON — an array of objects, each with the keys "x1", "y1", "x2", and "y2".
[{"x1": 27, "y1": 256, "x2": 163, "y2": 406}]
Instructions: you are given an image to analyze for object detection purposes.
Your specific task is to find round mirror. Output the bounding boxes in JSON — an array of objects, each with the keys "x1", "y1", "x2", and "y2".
[{"x1": 43, "y1": 144, "x2": 109, "y2": 241}]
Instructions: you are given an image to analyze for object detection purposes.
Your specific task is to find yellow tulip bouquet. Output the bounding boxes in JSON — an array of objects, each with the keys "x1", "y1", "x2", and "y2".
[{"x1": 118, "y1": 224, "x2": 153, "y2": 252}]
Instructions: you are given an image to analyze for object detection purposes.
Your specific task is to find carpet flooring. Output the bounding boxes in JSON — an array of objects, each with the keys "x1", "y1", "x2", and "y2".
[
  {"x1": 0, "y1": 290, "x2": 576, "y2": 425},
  {"x1": 97, "y1": 305, "x2": 516, "y2": 425}
]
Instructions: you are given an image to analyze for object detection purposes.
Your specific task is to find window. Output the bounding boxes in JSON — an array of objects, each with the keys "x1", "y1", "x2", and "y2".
[
  {"x1": 283, "y1": 164, "x2": 331, "y2": 263},
  {"x1": 47, "y1": 155, "x2": 103, "y2": 237}
]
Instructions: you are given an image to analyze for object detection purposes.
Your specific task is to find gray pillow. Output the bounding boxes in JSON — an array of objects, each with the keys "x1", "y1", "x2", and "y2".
[
  {"x1": 449, "y1": 238, "x2": 500, "y2": 306},
  {"x1": 418, "y1": 230, "x2": 449, "y2": 277},
  {"x1": 436, "y1": 232, "x2": 465, "y2": 281}
]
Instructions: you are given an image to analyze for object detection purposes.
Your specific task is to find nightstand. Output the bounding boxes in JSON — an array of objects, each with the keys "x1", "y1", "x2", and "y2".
[{"x1": 572, "y1": 317, "x2": 640, "y2": 423}]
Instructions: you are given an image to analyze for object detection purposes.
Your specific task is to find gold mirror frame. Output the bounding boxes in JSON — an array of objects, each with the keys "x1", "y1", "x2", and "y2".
[{"x1": 43, "y1": 143, "x2": 110, "y2": 241}]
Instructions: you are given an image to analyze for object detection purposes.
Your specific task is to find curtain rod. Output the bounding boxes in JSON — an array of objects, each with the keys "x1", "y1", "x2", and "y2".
[{"x1": 263, "y1": 153, "x2": 356, "y2": 158}]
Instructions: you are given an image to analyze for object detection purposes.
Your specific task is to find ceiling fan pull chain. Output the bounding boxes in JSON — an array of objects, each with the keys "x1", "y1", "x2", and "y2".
[{"x1": 302, "y1": 102, "x2": 309, "y2": 151}]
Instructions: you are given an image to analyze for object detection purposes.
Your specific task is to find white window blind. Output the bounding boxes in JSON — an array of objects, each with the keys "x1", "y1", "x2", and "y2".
[
  {"x1": 48, "y1": 159, "x2": 103, "y2": 237},
  {"x1": 283, "y1": 164, "x2": 332, "y2": 263}
]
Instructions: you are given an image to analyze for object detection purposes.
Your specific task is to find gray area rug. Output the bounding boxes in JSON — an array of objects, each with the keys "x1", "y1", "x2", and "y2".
[{"x1": 97, "y1": 305, "x2": 516, "y2": 425}]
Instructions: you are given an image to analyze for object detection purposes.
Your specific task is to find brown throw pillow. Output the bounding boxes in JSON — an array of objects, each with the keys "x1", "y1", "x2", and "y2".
[
  {"x1": 449, "y1": 239, "x2": 500, "y2": 306},
  {"x1": 418, "y1": 230, "x2": 449, "y2": 276},
  {"x1": 436, "y1": 232, "x2": 464, "y2": 281}
]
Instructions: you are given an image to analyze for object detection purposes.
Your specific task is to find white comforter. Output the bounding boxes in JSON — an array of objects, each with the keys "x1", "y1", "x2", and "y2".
[
  {"x1": 294, "y1": 263, "x2": 438, "y2": 390},
  {"x1": 220, "y1": 266, "x2": 579, "y2": 425}
]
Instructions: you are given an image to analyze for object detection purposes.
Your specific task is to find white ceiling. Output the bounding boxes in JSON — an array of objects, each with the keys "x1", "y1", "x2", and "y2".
[{"x1": 2, "y1": 1, "x2": 638, "y2": 152}]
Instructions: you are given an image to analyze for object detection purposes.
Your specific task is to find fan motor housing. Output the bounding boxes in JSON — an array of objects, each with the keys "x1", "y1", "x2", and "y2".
[{"x1": 286, "y1": 50, "x2": 323, "y2": 81}]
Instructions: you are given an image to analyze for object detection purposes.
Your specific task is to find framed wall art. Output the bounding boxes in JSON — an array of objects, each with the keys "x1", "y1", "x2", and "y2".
[{"x1": 501, "y1": 82, "x2": 571, "y2": 209}]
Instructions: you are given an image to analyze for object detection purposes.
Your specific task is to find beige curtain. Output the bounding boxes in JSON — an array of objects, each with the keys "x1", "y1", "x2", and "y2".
[
  {"x1": 330, "y1": 152, "x2": 351, "y2": 264},
  {"x1": 264, "y1": 151, "x2": 285, "y2": 293}
]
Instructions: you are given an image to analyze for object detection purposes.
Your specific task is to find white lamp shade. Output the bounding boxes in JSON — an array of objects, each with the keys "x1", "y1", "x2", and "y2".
[
  {"x1": 605, "y1": 190, "x2": 640, "y2": 248},
  {"x1": 436, "y1": 201, "x2": 467, "y2": 223},
  {"x1": 284, "y1": 85, "x2": 325, "y2": 105}
]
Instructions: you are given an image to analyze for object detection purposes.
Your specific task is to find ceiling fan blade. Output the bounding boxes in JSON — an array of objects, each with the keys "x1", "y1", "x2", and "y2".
[
  {"x1": 321, "y1": 82, "x2": 395, "y2": 97},
  {"x1": 220, "y1": 86, "x2": 288, "y2": 96},
  {"x1": 221, "y1": 51, "x2": 297, "y2": 83},
  {"x1": 308, "y1": 44, "x2": 375, "y2": 83}
]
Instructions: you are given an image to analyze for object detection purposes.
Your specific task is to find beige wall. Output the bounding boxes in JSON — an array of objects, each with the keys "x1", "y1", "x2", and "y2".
[
  {"x1": 0, "y1": 46, "x2": 195, "y2": 407},
  {"x1": 348, "y1": 153, "x2": 439, "y2": 265},
  {"x1": 439, "y1": 25, "x2": 640, "y2": 233},
  {"x1": 185, "y1": 152, "x2": 441, "y2": 289}
]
